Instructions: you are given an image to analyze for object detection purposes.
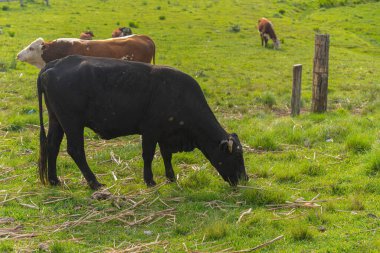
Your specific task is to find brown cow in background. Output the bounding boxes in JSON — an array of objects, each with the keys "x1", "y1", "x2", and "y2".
[
  {"x1": 258, "y1": 17, "x2": 280, "y2": 49},
  {"x1": 112, "y1": 27, "x2": 133, "y2": 37},
  {"x1": 79, "y1": 31, "x2": 95, "y2": 40}
]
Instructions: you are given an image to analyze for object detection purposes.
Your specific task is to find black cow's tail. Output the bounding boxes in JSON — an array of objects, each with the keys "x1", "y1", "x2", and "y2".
[
  {"x1": 152, "y1": 40, "x2": 156, "y2": 65},
  {"x1": 37, "y1": 74, "x2": 48, "y2": 185}
]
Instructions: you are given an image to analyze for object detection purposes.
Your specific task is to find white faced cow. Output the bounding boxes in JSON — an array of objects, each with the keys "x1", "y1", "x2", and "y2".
[{"x1": 17, "y1": 35, "x2": 155, "y2": 69}]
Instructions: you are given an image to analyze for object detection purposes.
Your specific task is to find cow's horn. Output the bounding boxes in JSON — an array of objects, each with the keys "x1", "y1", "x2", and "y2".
[{"x1": 227, "y1": 139, "x2": 233, "y2": 153}]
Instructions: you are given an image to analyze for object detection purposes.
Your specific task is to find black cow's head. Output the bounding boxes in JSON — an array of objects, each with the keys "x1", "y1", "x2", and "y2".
[{"x1": 214, "y1": 133, "x2": 248, "y2": 186}]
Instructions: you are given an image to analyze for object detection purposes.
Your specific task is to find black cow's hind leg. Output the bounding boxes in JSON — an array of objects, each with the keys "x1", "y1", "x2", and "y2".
[
  {"x1": 47, "y1": 114, "x2": 64, "y2": 186},
  {"x1": 142, "y1": 135, "x2": 157, "y2": 187},
  {"x1": 65, "y1": 128, "x2": 103, "y2": 190},
  {"x1": 159, "y1": 143, "x2": 175, "y2": 182}
]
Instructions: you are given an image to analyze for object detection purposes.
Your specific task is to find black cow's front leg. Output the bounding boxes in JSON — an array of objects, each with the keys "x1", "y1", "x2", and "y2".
[
  {"x1": 65, "y1": 128, "x2": 103, "y2": 190},
  {"x1": 142, "y1": 135, "x2": 157, "y2": 187},
  {"x1": 159, "y1": 143, "x2": 175, "y2": 182},
  {"x1": 46, "y1": 114, "x2": 64, "y2": 186}
]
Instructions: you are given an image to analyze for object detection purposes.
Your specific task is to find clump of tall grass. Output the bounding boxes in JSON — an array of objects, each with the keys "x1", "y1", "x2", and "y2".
[
  {"x1": 323, "y1": 124, "x2": 350, "y2": 143},
  {"x1": 260, "y1": 92, "x2": 276, "y2": 108},
  {"x1": 291, "y1": 224, "x2": 314, "y2": 241},
  {"x1": 4, "y1": 114, "x2": 39, "y2": 132},
  {"x1": 275, "y1": 172, "x2": 300, "y2": 183},
  {"x1": 51, "y1": 242, "x2": 66, "y2": 252},
  {"x1": 204, "y1": 220, "x2": 228, "y2": 240},
  {"x1": 229, "y1": 24, "x2": 240, "y2": 33},
  {"x1": 366, "y1": 150, "x2": 380, "y2": 176},
  {"x1": 241, "y1": 188, "x2": 285, "y2": 206},
  {"x1": 180, "y1": 169, "x2": 211, "y2": 189},
  {"x1": 0, "y1": 62, "x2": 6, "y2": 72},
  {"x1": 174, "y1": 224, "x2": 191, "y2": 235},
  {"x1": 252, "y1": 133, "x2": 279, "y2": 151},
  {"x1": 129, "y1": 21, "x2": 139, "y2": 28},
  {"x1": 330, "y1": 182, "x2": 348, "y2": 196},
  {"x1": 254, "y1": 167, "x2": 273, "y2": 178},
  {"x1": 0, "y1": 242, "x2": 13, "y2": 252},
  {"x1": 362, "y1": 101, "x2": 380, "y2": 115},
  {"x1": 9, "y1": 56, "x2": 17, "y2": 70},
  {"x1": 349, "y1": 195, "x2": 365, "y2": 211},
  {"x1": 309, "y1": 113, "x2": 326, "y2": 123},
  {"x1": 364, "y1": 182, "x2": 380, "y2": 194},
  {"x1": 301, "y1": 162, "x2": 325, "y2": 177},
  {"x1": 345, "y1": 134, "x2": 372, "y2": 154}
]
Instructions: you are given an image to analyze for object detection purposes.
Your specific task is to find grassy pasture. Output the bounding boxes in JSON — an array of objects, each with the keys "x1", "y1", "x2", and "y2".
[{"x1": 0, "y1": 0, "x2": 380, "y2": 252}]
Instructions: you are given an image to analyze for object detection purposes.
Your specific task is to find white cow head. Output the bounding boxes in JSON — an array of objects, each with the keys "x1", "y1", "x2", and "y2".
[
  {"x1": 17, "y1": 38, "x2": 46, "y2": 69},
  {"x1": 274, "y1": 39, "x2": 280, "y2": 50}
]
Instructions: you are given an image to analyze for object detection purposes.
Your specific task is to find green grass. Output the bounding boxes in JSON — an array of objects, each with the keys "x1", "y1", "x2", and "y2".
[
  {"x1": 0, "y1": 0, "x2": 379, "y2": 252},
  {"x1": 345, "y1": 133, "x2": 373, "y2": 153}
]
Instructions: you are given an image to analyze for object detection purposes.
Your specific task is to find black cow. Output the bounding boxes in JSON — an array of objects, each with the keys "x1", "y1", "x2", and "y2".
[{"x1": 37, "y1": 55, "x2": 248, "y2": 189}]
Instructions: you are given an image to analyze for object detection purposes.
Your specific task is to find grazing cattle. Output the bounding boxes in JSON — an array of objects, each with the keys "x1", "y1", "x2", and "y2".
[
  {"x1": 17, "y1": 34, "x2": 155, "y2": 68},
  {"x1": 79, "y1": 31, "x2": 95, "y2": 40},
  {"x1": 37, "y1": 55, "x2": 248, "y2": 189},
  {"x1": 258, "y1": 17, "x2": 280, "y2": 49},
  {"x1": 112, "y1": 27, "x2": 133, "y2": 37}
]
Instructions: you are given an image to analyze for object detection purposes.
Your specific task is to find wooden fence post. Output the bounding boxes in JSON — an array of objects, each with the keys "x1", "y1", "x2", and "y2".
[
  {"x1": 311, "y1": 34, "x2": 330, "y2": 112},
  {"x1": 291, "y1": 64, "x2": 302, "y2": 116}
]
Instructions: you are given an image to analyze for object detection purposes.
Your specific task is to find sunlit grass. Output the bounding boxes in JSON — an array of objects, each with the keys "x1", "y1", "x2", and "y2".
[{"x1": 0, "y1": 0, "x2": 379, "y2": 252}]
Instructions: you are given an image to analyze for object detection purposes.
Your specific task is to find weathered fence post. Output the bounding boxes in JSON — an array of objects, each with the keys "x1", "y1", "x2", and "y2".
[
  {"x1": 291, "y1": 64, "x2": 302, "y2": 116},
  {"x1": 311, "y1": 34, "x2": 330, "y2": 112}
]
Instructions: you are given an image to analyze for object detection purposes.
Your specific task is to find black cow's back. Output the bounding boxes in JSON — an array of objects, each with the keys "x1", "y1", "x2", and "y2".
[{"x1": 39, "y1": 55, "x2": 214, "y2": 141}]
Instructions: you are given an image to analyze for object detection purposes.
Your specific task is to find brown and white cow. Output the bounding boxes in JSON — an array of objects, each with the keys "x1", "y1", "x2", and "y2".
[
  {"x1": 112, "y1": 27, "x2": 133, "y2": 38},
  {"x1": 17, "y1": 34, "x2": 155, "y2": 69},
  {"x1": 258, "y1": 17, "x2": 280, "y2": 49},
  {"x1": 79, "y1": 31, "x2": 95, "y2": 40}
]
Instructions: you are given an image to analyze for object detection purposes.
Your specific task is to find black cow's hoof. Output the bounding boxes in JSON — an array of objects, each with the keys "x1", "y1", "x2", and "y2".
[
  {"x1": 89, "y1": 181, "x2": 105, "y2": 190},
  {"x1": 146, "y1": 180, "x2": 157, "y2": 187},
  {"x1": 49, "y1": 178, "x2": 61, "y2": 186}
]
